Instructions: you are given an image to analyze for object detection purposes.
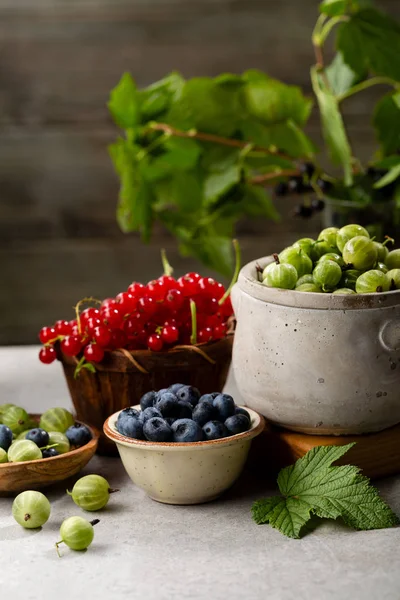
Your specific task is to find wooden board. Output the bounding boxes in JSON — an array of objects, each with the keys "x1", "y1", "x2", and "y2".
[{"x1": 248, "y1": 422, "x2": 400, "y2": 480}]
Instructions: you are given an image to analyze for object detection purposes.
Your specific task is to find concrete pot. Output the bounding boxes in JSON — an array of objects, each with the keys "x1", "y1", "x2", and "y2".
[{"x1": 231, "y1": 256, "x2": 400, "y2": 435}]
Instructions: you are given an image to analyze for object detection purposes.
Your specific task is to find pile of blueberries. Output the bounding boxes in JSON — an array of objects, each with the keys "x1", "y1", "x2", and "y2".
[{"x1": 116, "y1": 384, "x2": 251, "y2": 443}]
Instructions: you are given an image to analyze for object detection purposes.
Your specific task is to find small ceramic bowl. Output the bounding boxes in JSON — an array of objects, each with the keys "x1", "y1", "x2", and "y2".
[
  {"x1": 103, "y1": 405, "x2": 265, "y2": 505},
  {"x1": 0, "y1": 416, "x2": 98, "y2": 494}
]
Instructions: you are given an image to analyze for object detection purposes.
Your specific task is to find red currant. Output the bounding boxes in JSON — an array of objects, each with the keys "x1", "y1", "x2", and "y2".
[
  {"x1": 159, "y1": 275, "x2": 177, "y2": 290},
  {"x1": 198, "y1": 327, "x2": 213, "y2": 344},
  {"x1": 127, "y1": 282, "x2": 145, "y2": 296},
  {"x1": 39, "y1": 327, "x2": 56, "y2": 344},
  {"x1": 54, "y1": 320, "x2": 72, "y2": 336},
  {"x1": 137, "y1": 296, "x2": 156, "y2": 317},
  {"x1": 220, "y1": 297, "x2": 233, "y2": 317},
  {"x1": 198, "y1": 277, "x2": 218, "y2": 297},
  {"x1": 80, "y1": 308, "x2": 100, "y2": 323},
  {"x1": 109, "y1": 329, "x2": 127, "y2": 349},
  {"x1": 147, "y1": 280, "x2": 166, "y2": 301},
  {"x1": 39, "y1": 346, "x2": 57, "y2": 364},
  {"x1": 84, "y1": 317, "x2": 102, "y2": 332},
  {"x1": 147, "y1": 334, "x2": 163, "y2": 352},
  {"x1": 93, "y1": 326, "x2": 112, "y2": 347},
  {"x1": 161, "y1": 325, "x2": 179, "y2": 344},
  {"x1": 163, "y1": 318, "x2": 177, "y2": 327},
  {"x1": 101, "y1": 298, "x2": 116, "y2": 309},
  {"x1": 213, "y1": 323, "x2": 227, "y2": 339},
  {"x1": 101, "y1": 306, "x2": 123, "y2": 328},
  {"x1": 164, "y1": 289, "x2": 184, "y2": 311},
  {"x1": 185, "y1": 272, "x2": 201, "y2": 281},
  {"x1": 123, "y1": 314, "x2": 144, "y2": 337},
  {"x1": 60, "y1": 335, "x2": 83, "y2": 357},
  {"x1": 116, "y1": 292, "x2": 138, "y2": 315},
  {"x1": 84, "y1": 343, "x2": 105, "y2": 363},
  {"x1": 177, "y1": 276, "x2": 199, "y2": 297}
]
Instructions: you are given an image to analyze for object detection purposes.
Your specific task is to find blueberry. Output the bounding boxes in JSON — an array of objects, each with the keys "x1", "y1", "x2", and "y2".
[
  {"x1": 155, "y1": 392, "x2": 179, "y2": 418},
  {"x1": 171, "y1": 419, "x2": 203, "y2": 443},
  {"x1": 192, "y1": 402, "x2": 217, "y2": 426},
  {"x1": 42, "y1": 447, "x2": 60, "y2": 458},
  {"x1": 198, "y1": 394, "x2": 215, "y2": 405},
  {"x1": 143, "y1": 417, "x2": 172, "y2": 442},
  {"x1": 176, "y1": 386, "x2": 200, "y2": 407},
  {"x1": 156, "y1": 388, "x2": 168, "y2": 400},
  {"x1": 202, "y1": 421, "x2": 229, "y2": 441},
  {"x1": 212, "y1": 394, "x2": 235, "y2": 421},
  {"x1": 165, "y1": 417, "x2": 176, "y2": 426},
  {"x1": 235, "y1": 406, "x2": 251, "y2": 420},
  {"x1": 65, "y1": 423, "x2": 92, "y2": 447},
  {"x1": 168, "y1": 383, "x2": 185, "y2": 395},
  {"x1": 140, "y1": 407, "x2": 162, "y2": 423},
  {"x1": 140, "y1": 391, "x2": 157, "y2": 410},
  {"x1": 117, "y1": 408, "x2": 141, "y2": 433},
  {"x1": 117, "y1": 415, "x2": 144, "y2": 439},
  {"x1": 224, "y1": 414, "x2": 250, "y2": 435},
  {"x1": 0, "y1": 424, "x2": 13, "y2": 451},
  {"x1": 177, "y1": 401, "x2": 193, "y2": 420},
  {"x1": 26, "y1": 428, "x2": 49, "y2": 447}
]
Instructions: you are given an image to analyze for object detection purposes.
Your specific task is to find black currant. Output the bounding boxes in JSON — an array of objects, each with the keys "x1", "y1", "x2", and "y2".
[
  {"x1": 293, "y1": 204, "x2": 314, "y2": 218},
  {"x1": 316, "y1": 178, "x2": 333, "y2": 193},
  {"x1": 274, "y1": 181, "x2": 288, "y2": 196},
  {"x1": 288, "y1": 177, "x2": 305, "y2": 194},
  {"x1": 311, "y1": 198, "x2": 325, "y2": 212},
  {"x1": 299, "y1": 162, "x2": 315, "y2": 178}
]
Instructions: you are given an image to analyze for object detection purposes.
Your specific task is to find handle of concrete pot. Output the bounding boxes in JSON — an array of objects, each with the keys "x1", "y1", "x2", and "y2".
[
  {"x1": 379, "y1": 320, "x2": 400, "y2": 352},
  {"x1": 230, "y1": 283, "x2": 241, "y2": 318}
]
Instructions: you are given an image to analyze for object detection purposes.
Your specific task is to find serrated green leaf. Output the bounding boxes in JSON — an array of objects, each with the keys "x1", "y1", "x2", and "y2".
[
  {"x1": 311, "y1": 67, "x2": 353, "y2": 185},
  {"x1": 337, "y1": 9, "x2": 400, "y2": 79},
  {"x1": 253, "y1": 443, "x2": 399, "y2": 539},
  {"x1": 242, "y1": 75, "x2": 313, "y2": 126},
  {"x1": 374, "y1": 163, "x2": 400, "y2": 188},
  {"x1": 116, "y1": 161, "x2": 154, "y2": 242},
  {"x1": 240, "y1": 119, "x2": 316, "y2": 159},
  {"x1": 138, "y1": 72, "x2": 185, "y2": 121},
  {"x1": 373, "y1": 93, "x2": 400, "y2": 156},
  {"x1": 204, "y1": 164, "x2": 241, "y2": 205},
  {"x1": 326, "y1": 52, "x2": 363, "y2": 96},
  {"x1": 143, "y1": 137, "x2": 201, "y2": 181},
  {"x1": 108, "y1": 73, "x2": 140, "y2": 129}
]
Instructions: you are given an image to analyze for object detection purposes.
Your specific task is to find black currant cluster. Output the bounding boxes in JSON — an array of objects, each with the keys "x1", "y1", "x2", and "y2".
[{"x1": 274, "y1": 162, "x2": 331, "y2": 219}]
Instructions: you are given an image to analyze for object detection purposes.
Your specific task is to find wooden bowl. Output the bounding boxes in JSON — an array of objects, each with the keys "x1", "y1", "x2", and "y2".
[
  {"x1": 59, "y1": 335, "x2": 234, "y2": 456},
  {"x1": 0, "y1": 416, "x2": 98, "y2": 494}
]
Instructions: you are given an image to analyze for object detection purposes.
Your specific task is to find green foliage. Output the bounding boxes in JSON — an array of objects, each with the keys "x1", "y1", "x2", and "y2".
[{"x1": 252, "y1": 444, "x2": 399, "y2": 539}]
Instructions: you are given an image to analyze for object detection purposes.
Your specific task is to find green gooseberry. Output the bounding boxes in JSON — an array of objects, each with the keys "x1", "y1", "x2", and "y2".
[
  {"x1": 261, "y1": 261, "x2": 275, "y2": 281},
  {"x1": 310, "y1": 240, "x2": 339, "y2": 262},
  {"x1": 387, "y1": 269, "x2": 400, "y2": 289},
  {"x1": 293, "y1": 238, "x2": 315, "y2": 257},
  {"x1": 67, "y1": 475, "x2": 118, "y2": 512},
  {"x1": 336, "y1": 224, "x2": 370, "y2": 253},
  {"x1": 342, "y1": 236, "x2": 378, "y2": 271},
  {"x1": 39, "y1": 408, "x2": 75, "y2": 433},
  {"x1": 318, "y1": 227, "x2": 339, "y2": 249},
  {"x1": 0, "y1": 448, "x2": 8, "y2": 463},
  {"x1": 296, "y1": 274, "x2": 314, "y2": 287},
  {"x1": 386, "y1": 249, "x2": 400, "y2": 270},
  {"x1": 56, "y1": 516, "x2": 99, "y2": 556},
  {"x1": 339, "y1": 269, "x2": 362, "y2": 291},
  {"x1": 16, "y1": 430, "x2": 28, "y2": 441},
  {"x1": 295, "y1": 283, "x2": 322, "y2": 293},
  {"x1": 318, "y1": 253, "x2": 345, "y2": 268},
  {"x1": 332, "y1": 288, "x2": 356, "y2": 295},
  {"x1": 12, "y1": 491, "x2": 51, "y2": 529},
  {"x1": 278, "y1": 246, "x2": 313, "y2": 278},
  {"x1": 48, "y1": 431, "x2": 70, "y2": 454},
  {"x1": 8, "y1": 440, "x2": 42, "y2": 462},
  {"x1": 0, "y1": 404, "x2": 16, "y2": 424},
  {"x1": 355, "y1": 270, "x2": 391, "y2": 294},
  {"x1": 2, "y1": 407, "x2": 30, "y2": 435},
  {"x1": 313, "y1": 261, "x2": 342, "y2": 292},
  {"x1": 263, "y1": 263, "x2": 298, "y2": 290},
  {"x1": 375, "y1": 262, "x2": 388, "y2": 274}
]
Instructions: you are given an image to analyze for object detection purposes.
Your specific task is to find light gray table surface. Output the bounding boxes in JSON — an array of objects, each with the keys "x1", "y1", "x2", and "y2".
[{"x1": 0, "y1": 345, "x2": 400, "y2": 600}]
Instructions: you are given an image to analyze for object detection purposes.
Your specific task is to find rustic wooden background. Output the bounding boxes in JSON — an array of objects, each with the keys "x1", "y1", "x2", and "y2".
[{"x1": 1, "y1": 0, "x2": 399, "y2": 345}]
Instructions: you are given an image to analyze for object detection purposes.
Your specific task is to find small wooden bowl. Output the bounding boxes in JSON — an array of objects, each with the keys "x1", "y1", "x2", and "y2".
[{"x1": 0, "y1": 416, "x2": 98, "y2": 494}]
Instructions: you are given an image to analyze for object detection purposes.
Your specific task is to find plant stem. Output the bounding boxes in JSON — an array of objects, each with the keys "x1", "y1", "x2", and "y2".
[
  {"x1": 219, "y1": 239, "x2": 241, "y2": 306},
  {"x1": 337, "y1": 77, "x2": 399, "y2": 103},
  {"x1": 148, "y1": 123, "x2": 296, "y2": 160},
  {"x1": 136, "y1": 132, "x2": 169, "y2": 161},
  {"x1": 161, "y1": 249, "x2": 174, "y2": 276},
  {"x1": 190, "y1": 300, "x2": 197, "y2": 345},
  {"x1": 251, "y1": 169, "x2": 300, "y2": 185},
  {"x1": 319, "y1": 16, "x2": 349, "y2": 45}
]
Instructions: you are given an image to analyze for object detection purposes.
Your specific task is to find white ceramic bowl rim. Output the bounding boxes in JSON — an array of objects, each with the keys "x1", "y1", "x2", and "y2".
[
  {"x1": 237, "y1": 255, "x2": 400, "y2": 310},
  {"x1": 103, "y1": 405, "x2": 264, "y2": 451}
]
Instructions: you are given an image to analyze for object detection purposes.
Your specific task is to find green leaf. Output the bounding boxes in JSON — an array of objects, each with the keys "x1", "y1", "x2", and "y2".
[
  {"x1": 240, "y1": 119, "x2": 316, "y2": 159},
  {"x1": 138, "y1": 72, "x2": 185, "y2": 121},
  {"x1": 326, "y1": 52, "x2": 363, "y2": 96},
  {"x1": 373, "y1": 93, "x2": 400, "y2": 156},
  {"x1": 374, "y1": 163, "x2": 400, "y2": 188},
  {"x1": 252, "y1": 444, "x2": 399, "y2": 539},
  {"x1": 374, "y1": 156, "x2": 400, "y2": 169},
  {"x1": 204, "y1": 164, "x2": 241, "y2": 205},
  {"x1": 311, "y1": 67, "x2": 353, "y2": 185},
  {"x1": 108, "y1": 73, "x2": 140, "y2": 129},
  {"x1": 319, "y1": 0, "x2": 348, "y2": 17},
  {"x1": 337, "y1": 9, "x2": 400, "y2": 79},
  {"x1": 116, "y1": 160, "x2": 154, "y2": 242},
  {"x1": 242, "y1": 74, "x2": 313, "y2": 126},
  {"x1": 242, "y1": 185, "x2": 280, "y2": 220},
  {"x1": 183, "y1": 234, "x2": 234, "y2": 277},
  {"x1": 143, "y1": 137, "x2": 201, "y2": 181}
]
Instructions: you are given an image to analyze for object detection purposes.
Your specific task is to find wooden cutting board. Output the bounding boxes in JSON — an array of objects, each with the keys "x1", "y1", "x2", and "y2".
[{"x1": 247, "y1": 421, "x2": 400, "y2": 480}]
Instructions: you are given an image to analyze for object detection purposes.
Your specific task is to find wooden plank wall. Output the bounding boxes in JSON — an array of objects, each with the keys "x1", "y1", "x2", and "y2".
[{"x1": 1, "y1": 0, "x2": 399, "y2": 345}]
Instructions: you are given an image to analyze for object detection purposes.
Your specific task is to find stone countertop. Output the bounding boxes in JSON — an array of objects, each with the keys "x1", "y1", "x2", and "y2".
[{"x1": 1, "y1": 345, "x2": 400, "y2": 600}]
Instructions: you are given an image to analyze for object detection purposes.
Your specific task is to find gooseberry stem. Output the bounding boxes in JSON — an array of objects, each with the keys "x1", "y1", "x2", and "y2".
[
  {"x1": 108, "y1": 488, "x2": 120, "y2": 494},
  {"x1": 161, "y1": 249, "x2": 174, "y2": 276},
  {"x1": 383, "y1": 236, "x2": 395, "y2": 247},
  {"x1": 219, "y1": 239, "x2": 241, "y2": 306},
  {"x1": 90, "y1": 519, "x2": 100, "y2": 526},
  {"x1": 55, "y1": 541, "x2": 64, "y2": 558},
  {"x1": 273, "y1": 253, "x2": 280, "y2": 264},
  {"x1": 190, "y1": 300, "x2": 197, "y2": 345}
]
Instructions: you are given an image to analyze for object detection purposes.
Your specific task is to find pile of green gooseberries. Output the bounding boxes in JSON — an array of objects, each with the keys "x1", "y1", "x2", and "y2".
[
  {"x1": 11, "y1": 474, "x2": 117, "y2": 556},
  {"x1": 0, "y1": 404, "x2": 92, "y2": 463},
  {"x1": 260, "y1": 224, "x2": 400, "y2": 294}
]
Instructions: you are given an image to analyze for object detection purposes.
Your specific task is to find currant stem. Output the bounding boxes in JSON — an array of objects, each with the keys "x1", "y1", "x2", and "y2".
[
  {"x1": 74, "y1": 297, "x2": 102, "y2": 335},
  {"x1": 161, "y1": 249, "x2": 174, "y2": 276},
  {"x1": 55, "y1": 541, "x2": 64, "y2": 558},
  {"x1": 190, "y1": 300, "x2": 197, "y2": 345},
  {"x1": 219, "y1": 239, "x2": 241, "y2": 306}
]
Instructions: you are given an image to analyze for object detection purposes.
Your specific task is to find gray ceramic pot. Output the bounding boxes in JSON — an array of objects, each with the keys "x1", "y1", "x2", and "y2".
[{"x1": 231, "y1": 256, "x2": 400, "y2": 435}]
